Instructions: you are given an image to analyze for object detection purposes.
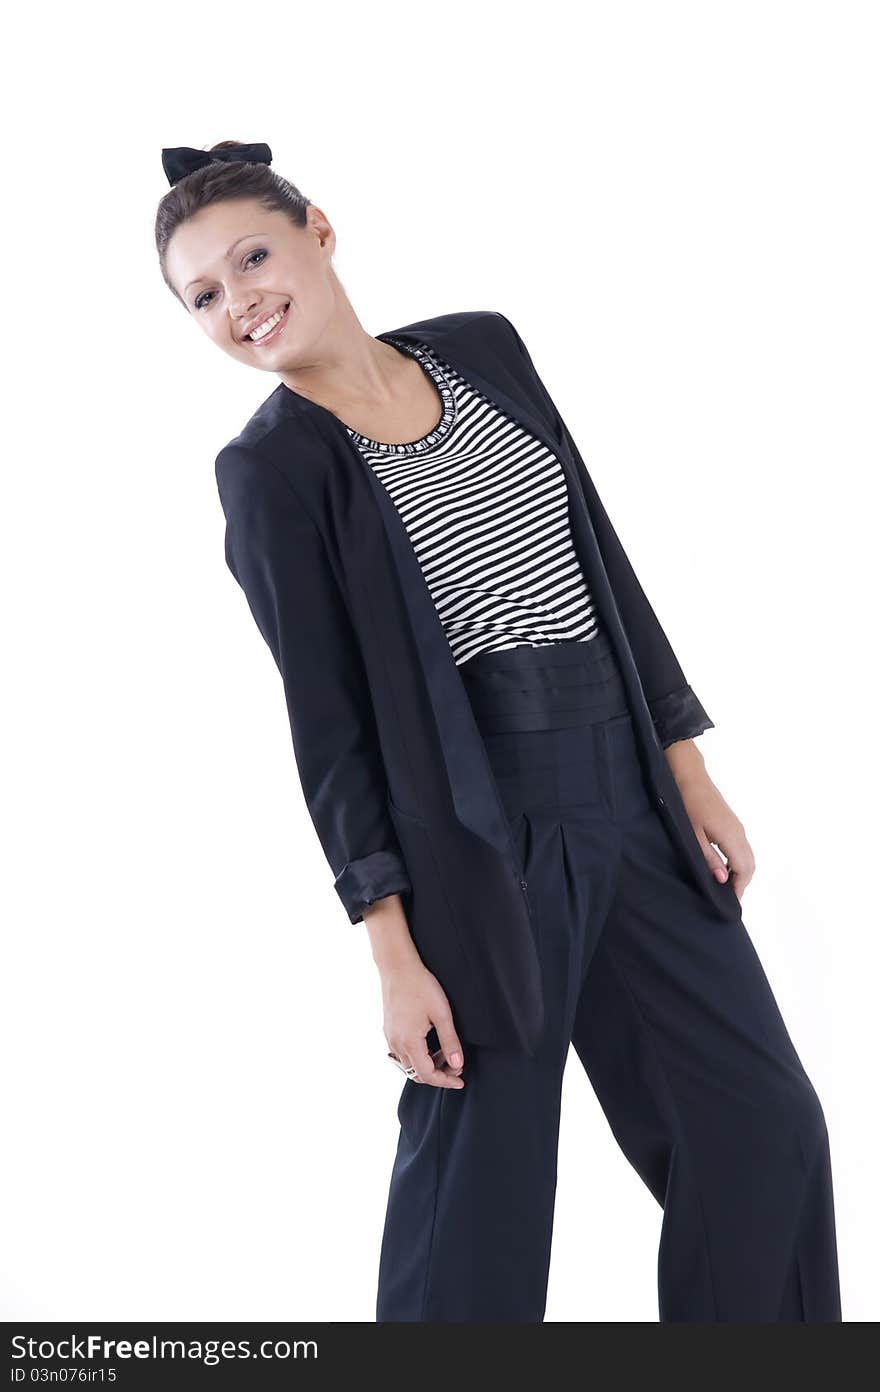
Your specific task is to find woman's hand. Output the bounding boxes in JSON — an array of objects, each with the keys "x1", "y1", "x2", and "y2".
[
  {"x1": 664, "y1": 740, "x2": 756, "y2": 903},
  {"x1": 363, "y1": 896, "x2": 466, "y2": 1088}
]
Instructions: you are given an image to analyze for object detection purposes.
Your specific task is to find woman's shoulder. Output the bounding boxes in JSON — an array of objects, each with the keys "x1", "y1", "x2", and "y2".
[
  {"x1": 216, "y1": 379, "x2": 296, "y2": 463},
  {"x1": 214, "y1": 403, "x2": 316, "y2": 531},
  {"x1": 384, "y1": 307, "x2": 519, "y2": 356},
  {"x1": 214, "y1": 376, "x2": 329, "y2": 514}
]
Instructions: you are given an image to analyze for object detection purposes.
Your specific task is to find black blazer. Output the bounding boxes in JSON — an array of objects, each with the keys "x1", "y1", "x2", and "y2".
[{"x1": 214, "y1": 310, "x2": 742, "y2": 1055}]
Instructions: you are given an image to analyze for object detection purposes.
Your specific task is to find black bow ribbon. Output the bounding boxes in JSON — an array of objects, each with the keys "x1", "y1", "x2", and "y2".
[{"x1": 161, "y1": 143, "x2": 273, "y2": 187}]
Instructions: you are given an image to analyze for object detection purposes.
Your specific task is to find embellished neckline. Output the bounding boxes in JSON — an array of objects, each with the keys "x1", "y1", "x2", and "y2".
[{"x1": 345, "y1": 337, "x2": 458, "y2": 455}]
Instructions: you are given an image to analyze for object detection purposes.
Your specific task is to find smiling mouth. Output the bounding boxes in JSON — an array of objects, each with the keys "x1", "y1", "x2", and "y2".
[{"x1": 245, "y1": 301, "x2": 291, "y2": 345}]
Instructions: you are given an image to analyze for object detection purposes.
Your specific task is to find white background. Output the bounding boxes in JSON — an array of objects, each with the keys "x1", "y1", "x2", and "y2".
[{"x1": 3, "y1": 0, "x2": 877, "y2": 1322}]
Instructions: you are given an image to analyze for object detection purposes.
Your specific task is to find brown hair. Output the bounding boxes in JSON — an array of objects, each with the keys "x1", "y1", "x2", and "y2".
[{"x1": 155, "y1": 140, "x2": 311, "y2": 304}]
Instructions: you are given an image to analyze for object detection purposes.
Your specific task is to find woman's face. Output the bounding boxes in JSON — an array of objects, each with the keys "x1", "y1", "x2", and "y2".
[{"x1": 165, "y1": 197, "x2": 337, "y2": 371}]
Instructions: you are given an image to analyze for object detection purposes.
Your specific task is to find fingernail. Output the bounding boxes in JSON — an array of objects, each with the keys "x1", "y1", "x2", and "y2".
[
  {"x1": 716, "y1": 868, "x2": 727, "y2": 881},
  {"x1": 450, "y1": 1052, "x2": 463, "y2": 1068}
]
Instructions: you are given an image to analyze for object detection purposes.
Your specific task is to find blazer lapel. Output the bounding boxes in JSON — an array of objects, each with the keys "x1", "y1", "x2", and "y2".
[
  {"x1": 354, "y1": 435, "x2": 515, "y2": 856},
  {"x1": 380, "y1": 328, "x2": 663, "y2": 765}
]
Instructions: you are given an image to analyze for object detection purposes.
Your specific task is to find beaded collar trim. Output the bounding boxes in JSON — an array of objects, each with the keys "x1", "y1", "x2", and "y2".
[{"x1": 345, "y1": 336, "x2": 458, "y2": 455}]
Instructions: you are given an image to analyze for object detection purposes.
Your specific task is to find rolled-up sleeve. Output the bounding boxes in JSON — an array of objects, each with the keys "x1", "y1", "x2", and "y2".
[
  {"x1": 491, "y1": 312, "x2": 716, "y2": 750},
  {"x1": 644, "y1": 685, "x2": 715, "y2": 749},
  {"x1": 215, "y1": 443, "x2": 412, "y2": 923}
]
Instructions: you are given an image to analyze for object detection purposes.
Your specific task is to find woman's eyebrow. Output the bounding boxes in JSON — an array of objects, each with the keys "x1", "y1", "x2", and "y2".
[{"x1": 185, "y1": 232, "x2": 269, "y2": 293}]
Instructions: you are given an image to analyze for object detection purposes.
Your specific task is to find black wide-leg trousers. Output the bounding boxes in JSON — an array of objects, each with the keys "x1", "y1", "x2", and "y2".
[{"x1": 375, "y1": 636, "x2": 841, "y2": 1322}]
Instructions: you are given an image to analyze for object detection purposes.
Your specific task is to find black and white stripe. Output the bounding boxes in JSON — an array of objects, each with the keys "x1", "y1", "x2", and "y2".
[{"x1": 346, "y1": 337, "x2": 601, "y2": 667}]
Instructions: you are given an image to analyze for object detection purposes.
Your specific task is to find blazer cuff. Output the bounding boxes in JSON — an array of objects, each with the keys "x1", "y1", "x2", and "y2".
[
  {"x1": 649, "y1": 685, "x2": 715, "y2": 749},
  {"x1": 334, "y1": 850, "x2": 414, "y2": 925}
]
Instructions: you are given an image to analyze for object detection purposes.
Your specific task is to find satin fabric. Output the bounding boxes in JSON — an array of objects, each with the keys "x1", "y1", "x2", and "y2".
[
  {"x1": 459, "y1": 631, "x2": 630, "y2": 735},
  {"x1": 161, "y1": 142, "x2": 272, "y2": 186}
]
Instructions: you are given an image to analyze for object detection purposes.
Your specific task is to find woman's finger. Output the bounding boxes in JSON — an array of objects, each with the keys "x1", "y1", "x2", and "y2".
[
  {"x1": 693, "y1": 826, "x2": 730, "y2": 883},
  {"x1": 408, "y1": 1035, "x2": 463, "y2": 1089}
]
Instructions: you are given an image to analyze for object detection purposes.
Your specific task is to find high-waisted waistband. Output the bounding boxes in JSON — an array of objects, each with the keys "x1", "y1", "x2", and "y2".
[{"x1": 459, "y1": 631, "x2": 630, "y2": 735}]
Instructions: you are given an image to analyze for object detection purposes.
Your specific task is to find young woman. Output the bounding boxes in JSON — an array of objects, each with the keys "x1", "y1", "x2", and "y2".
[{"x1": 156, "y1": 140, "x2": 842, "y2": 1323}]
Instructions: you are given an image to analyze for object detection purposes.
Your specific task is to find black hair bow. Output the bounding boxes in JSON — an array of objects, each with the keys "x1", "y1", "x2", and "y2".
[{"x1": 161, "y1": 143, "x2": 273, "y2": 187}]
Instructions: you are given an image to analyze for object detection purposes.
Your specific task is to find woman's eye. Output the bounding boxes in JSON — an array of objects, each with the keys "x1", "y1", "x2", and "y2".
[{"x1": 194, "y1": 250, "x2": 268, "y2": 311}]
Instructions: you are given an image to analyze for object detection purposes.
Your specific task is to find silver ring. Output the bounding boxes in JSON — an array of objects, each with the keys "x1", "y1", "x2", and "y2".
[{"x1": 387, "y1": 1051, "x2": 420, "y2": 1080}]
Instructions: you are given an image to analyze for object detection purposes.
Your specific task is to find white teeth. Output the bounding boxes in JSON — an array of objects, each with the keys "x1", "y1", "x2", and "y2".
[{"x1": 248, "y1": 305, "x2": 287, "y2": 341}]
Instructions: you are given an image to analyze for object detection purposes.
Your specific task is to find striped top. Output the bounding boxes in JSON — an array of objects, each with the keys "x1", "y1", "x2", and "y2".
[{"x1": 345, "y1": 336, "x2": 601, "y2": 667}]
